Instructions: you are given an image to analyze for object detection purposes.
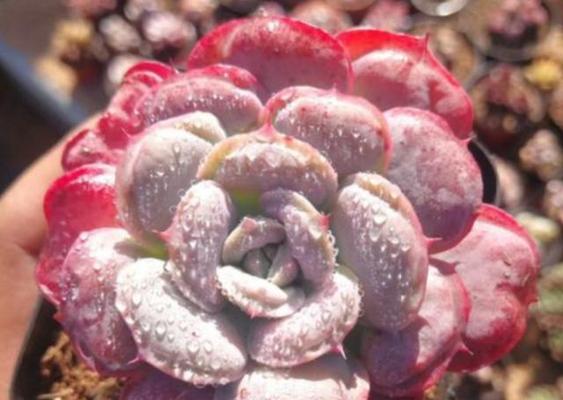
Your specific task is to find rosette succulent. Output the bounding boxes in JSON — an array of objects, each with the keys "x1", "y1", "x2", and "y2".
[{"x1": 36, "y1": 16, "x2": 540, "y2": 399}]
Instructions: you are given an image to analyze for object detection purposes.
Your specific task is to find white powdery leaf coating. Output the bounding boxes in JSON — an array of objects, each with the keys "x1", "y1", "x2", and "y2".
[
  {"x1": 261, "y1": 189, "x2": 335, "y2": 288},
  {"x1": 145, "y1": 111, "x2": 227, "y2": 143},
  {"x1": 243, "y1": 249, "x2": 269, "y2": 278},
  {"x1": 116, "y1": 127, "x2": 213, "y2": 240},
  {"x1": 59, "y1": 228, "x2": 139, "y2": 374},
  {"x1": 215, "y1": 354, "x2": 370, "y2": 400},
  {"x1": 140, "y1": 74, "x2": 263, "y2": 134},
  {"x1": 217, "y1": 266, "x2": 305, "y2": 318},
  {"x1": 331, "y1": 173, "x2": 428, "y2": 332},
  {"x1": 115, "y1": 258, "x2": 247, "y2": 386},
  {"x1": 247, "y1": 272, "x2": 360, "y2": 367},
  {"x1": 165, "y1": 181, "x2": 236, "y2": 312},
  {"x1": 270, "y1": 86, "x2": 390, "y2": 177},
  {"x1": 198, "y1": 133, "x2": 338, "y2": 209},
  {"x1": 384, "y1": 108, "x2": 482, "y2": 249},
  {"x1": 267, "y1": 242, "x2": 299, "y2": 287},
  {"x1": 222, "y1": 216, "x2": 285, "y2": 264},
  {"x1": 363, "y1": 266, "x2": 468, "y2": 398}
]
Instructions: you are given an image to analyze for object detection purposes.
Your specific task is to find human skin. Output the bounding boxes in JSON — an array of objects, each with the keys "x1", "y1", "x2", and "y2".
[{"x1": 0, "y1": 118, "x2": 95, "y2": 395}]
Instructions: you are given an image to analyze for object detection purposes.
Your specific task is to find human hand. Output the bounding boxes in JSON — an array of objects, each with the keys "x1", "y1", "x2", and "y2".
[{"x1": 0, "y1": 117, "x2": 95, "y2": 395}]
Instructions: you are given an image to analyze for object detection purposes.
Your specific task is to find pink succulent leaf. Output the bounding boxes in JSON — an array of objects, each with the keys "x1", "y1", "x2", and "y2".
[
  {"x1": 261, "y1": 189, "x2": 336, "y2": 288},
  {"x1": 164, "y1": 181, "x2": 237, "y2": 313},
  {"x1": 384, "y1": 108, "x2": 483, "y2": 252},
  {"x1": 116, "y1": 125, "x2": 215, "y2": 241},
  {"x1": 216, "y1": 266, "x2": 306, "y2": 318},
  {"x1": 242, "y1": 249, "x2": 270, "y2": 278},
  {"x1": 187, "y1": 17, "x2": 352, "y2": 100},
  {"x1": 336, "y1": 29, "x2": 474, "y2": 139},
  {"x1": 265, "y1": 86, "x2": 391, "y2": 177},
  {"x1": 37, "y1": 164, "x2": 119, "y2": 305},
  {"x1": 185, "y1": 64, "x2": 263, "y2": 95},
  {"x1": 120, "y1": 368, "x2": 215, "y2": 400},
  {"x1": 436, "y1": 204, "x2": 540, "y2": 372},
  {"x1": 197, "y1": 131, "x2": 338, "y2": 211},
  {"x1": 122, "y1": 60, "x2": 175, "y2": 87},
  {"x1": 61, "y1": 62, "x2": 172, "y2": 171},
  {"x1": 143, "y1": 112, "x2": 227, "y2": 144},
  {"x1": 364, "y1": 265, "x2": 470, "y2": 398},
  {"x1": 222, "y1": 216, "x2": 286, "y2": 264},
  {"x1": 115, "y1": 258, "x2": 248, "y2": 386},
  {"x1": 216, "y1": 354, "x2": 370, "y2": 400},
  {"x1": 331, "y1": 173, "x2": 429, "y2": 332},
  {"x1": 247, "y1": 272, "x2": 360, "y2": 367},
  {"x1": 267, "y1": 242, "x2": 300, "y2": 287},
  {"x1": 135, "y1": 69, "x2": 263, "y2": 134},
  {"x1": 62, "y1": 126, "x2": 125, "y2": 171},
  {"x1": 58, "y1": 228, "x2": 140, "y2": 375}
]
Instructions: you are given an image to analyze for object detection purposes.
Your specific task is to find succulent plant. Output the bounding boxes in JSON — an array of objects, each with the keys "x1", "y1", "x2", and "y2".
[{"x1": 36, "y1": 16, "x2": 540, "y2": 399}]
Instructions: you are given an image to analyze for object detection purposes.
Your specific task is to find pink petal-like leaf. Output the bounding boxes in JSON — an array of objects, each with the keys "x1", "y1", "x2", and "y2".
[
  {"x1": 248, "y1": 272, "x2": 360, "y2": 367},
  {"x1": 267, "y1": 243, "x2": 299, "y2": 287},
  {"x1": 116, "y1": 126, "x2": 214, "y2": 241},
  {"x1": 217, "y1": 266, "x2": 305, "y2": 318},
  {"x1": 187, "y1": 17, "x2": 352, "y2": 100},
  {"x1": 58, "y1": 228, "x2": 140, "y2": 375},
  {"x1": 37, "y1": 164, "x2": 119, "y2": 305},
  {"x1": 136, "y1": 70, "x2": 263, "y2": 134},
  {"x1": 337, "y1": 29, "x2": 473, "y2": 139},
  {"x1": 364, "y1": 265, "x2": 469, "y2": 398},
  {"x1": 384, "y1": 108, "x2": 483, "y2": 252},
  {"x1": 164, "y1": 181, "x2": 236, "y2": 312},
  {"x1": 437, "y1": 204, "x2": 540, "y2": 372},
  {"x1": 222, "y1": 216, "x2": 285, "y2": 264},
  {"x1": 216, "y1": 354, "x2": 370, "y2": 400},
  {"x1": 115, "y1": 258, "x2": 248, "y2": 386},
  {"x1": 266, "y1": 86, "x2": 391, "y2": 177},
  {"x1": 331, "y1": 173, "x2": 428, "y2": 331},
  {"x1": 198, "y1": 132, "x2": 338, "y2": 212},
  {"x1": 261, "y1": 189, "x2": 336, "y2": 288}
]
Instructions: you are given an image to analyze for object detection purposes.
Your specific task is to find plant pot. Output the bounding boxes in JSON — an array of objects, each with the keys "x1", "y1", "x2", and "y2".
[{"x1": 9, "y1": 140, "x2": 499, "y2": 400}]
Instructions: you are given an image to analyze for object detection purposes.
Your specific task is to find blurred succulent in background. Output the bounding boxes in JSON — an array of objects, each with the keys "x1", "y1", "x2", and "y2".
[
  {"x1": 536, "y1": 263, "x2": 563, "y2": 362},
  {"x1": 36, "y1": 16, "x2": 540, "y2": 399}
]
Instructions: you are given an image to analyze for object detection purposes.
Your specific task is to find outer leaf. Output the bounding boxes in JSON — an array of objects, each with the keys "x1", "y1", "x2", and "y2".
[
  {"x1": 58, "y1": 228, "x2": 140, "y2": 375},
  {"x1": 136, "y1": 70, "x2": 263, "y2": 134},
  {"x1": 437, "y1": 205, "x2": 540, "y2": 372},
  {"x1": 37, "y1": 164, "x2": 119, "y2": 305},
  {"x1": 187, "y1": 17, "x2": 352, "y2": 100},
  {"x1": 363, "y1": 265, "x2": 469, "y2": 398},
  {"x1": 384, "y1": 108, "x2": 482, "y2": 252},
  {"x1": 337, "y1": 29, "x2": 473, "y2": 139}
]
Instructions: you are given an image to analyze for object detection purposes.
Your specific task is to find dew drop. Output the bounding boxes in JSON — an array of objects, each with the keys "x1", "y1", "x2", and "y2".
[
  {"x1": 155, "y1": 321, "x2": 167, "y2": 339},
  {"x1": 203, "y1": 340, "x2": 213, "y2": 353},
  {"x1": 373, "y1": 211, "x2": 387, "y2": 226},
  {"x1": 132, "y1": 292, "x2": 142, "y2": 307},
  {"x1": 188, "y1": 340, "x2": 200, "y2": 355}
]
